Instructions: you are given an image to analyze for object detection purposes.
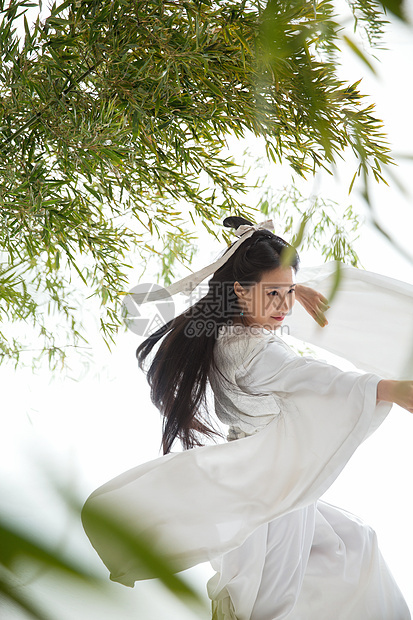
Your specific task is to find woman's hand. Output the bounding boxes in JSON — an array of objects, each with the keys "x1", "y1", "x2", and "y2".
[
  {"x1": 295, "y1": 284, "x2": 330, "y2": 328},
  {"x1": 377, "y1": 379, "x2": 413, "y2": 413}
]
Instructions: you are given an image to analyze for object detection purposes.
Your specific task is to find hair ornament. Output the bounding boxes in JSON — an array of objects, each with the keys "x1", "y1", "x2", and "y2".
[{"x1": 233, "y1": 220, "x2": 275, "y2": 238}]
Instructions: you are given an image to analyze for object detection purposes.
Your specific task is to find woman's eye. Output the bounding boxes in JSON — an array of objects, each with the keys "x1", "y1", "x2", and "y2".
[{"x1": 268, "y1": 290, "x2": 295, "y2": 296}]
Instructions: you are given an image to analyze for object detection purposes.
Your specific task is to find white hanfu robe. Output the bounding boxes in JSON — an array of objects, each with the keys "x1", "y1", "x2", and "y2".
[
  {"x1": 82, "y1": 260, "x2": 413, "y2": 619},
  {"x1": 207, "y1": 324, "x2": 410, "y2": 619}
]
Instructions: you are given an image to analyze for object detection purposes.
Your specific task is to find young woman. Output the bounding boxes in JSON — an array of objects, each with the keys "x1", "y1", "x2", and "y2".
[{"x1": 82, "y1": 216, "x2": 412, "y2": 619}]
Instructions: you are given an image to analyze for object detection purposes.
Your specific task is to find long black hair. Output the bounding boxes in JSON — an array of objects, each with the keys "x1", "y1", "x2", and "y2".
[{"x1": 135, "y1": 216, "x2": 300, "y2": 454}]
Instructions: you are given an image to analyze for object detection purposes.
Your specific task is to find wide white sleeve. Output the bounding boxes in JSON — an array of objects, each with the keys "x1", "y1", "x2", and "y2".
[
  {"x1": 235, "y1": 337, "x2": 392, "y2": 441},
  {"x1": 290, "y1": 260, "x2": 413, "y2": 380},
  {"x1": 236, "y1": 336, "x2": 370, "y2": 394},
  {"x1": 82, "y1": 338, "x2": 393, "y2": 587}
]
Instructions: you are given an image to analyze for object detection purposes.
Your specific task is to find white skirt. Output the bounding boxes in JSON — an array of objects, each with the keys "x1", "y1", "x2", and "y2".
[{"x1": 209, "y1": 500, "x2": 410, "y2": 619}]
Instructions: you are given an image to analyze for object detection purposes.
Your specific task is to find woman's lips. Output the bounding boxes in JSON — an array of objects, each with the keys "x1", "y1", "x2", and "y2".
[{"x1": 272, "y1": 316, "x2": 285, "y2": 320}]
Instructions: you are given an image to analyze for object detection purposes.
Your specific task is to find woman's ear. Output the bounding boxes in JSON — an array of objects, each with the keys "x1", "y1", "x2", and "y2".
[{"x1": 233, "y1": 281, "x2": 245, "y2": 300}]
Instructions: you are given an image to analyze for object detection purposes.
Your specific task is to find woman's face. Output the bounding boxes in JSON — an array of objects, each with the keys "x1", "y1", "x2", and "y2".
[{"x1": 233, "y1": 266, "x2": 296, "y2": 331}]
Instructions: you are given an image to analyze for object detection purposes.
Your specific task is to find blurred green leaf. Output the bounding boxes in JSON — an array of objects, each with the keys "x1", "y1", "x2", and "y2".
[
  {"x1": 0, "y1": 483, "x2": 208, "y2": 619},
  {"x1": 0, "y1": 519, "x2": 97, "y2": 579},
  {"x1": 380, "y1": 0, "x2": 407, "y2": 21},
  {"x1": 0, "y1": 575, "x2": 50, "y2": 620},
  {"x1": 80, "y1": 500, "x2": 205, "y2": 607},
  {"x1": 342, "y1": 34, "x2": 377, "y2": 74},
  {"x1": 0, "y1": 515, "x2": 101, "y2": 620}
]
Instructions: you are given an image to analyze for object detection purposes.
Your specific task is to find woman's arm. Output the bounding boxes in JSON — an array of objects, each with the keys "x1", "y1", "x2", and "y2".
[
  {"x1": 295, "y1": 284, "x2": 330, "y2": 327},
  {"x1": 377, "y1": 379, "x2": 413, "y2": 412}
]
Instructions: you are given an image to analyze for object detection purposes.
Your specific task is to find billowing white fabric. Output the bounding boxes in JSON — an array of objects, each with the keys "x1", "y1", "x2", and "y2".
[
  {"x1": 291, "y1": 260, "x2": 413, "y2": 380},
  {"x1": 82, "y1": 261, "x2": 413, "y2": 619}
]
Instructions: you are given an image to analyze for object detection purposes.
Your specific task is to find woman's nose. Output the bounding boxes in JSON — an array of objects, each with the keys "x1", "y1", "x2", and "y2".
[{"x1": 274, "y1": 295, "x2": 292, "y2": 313}]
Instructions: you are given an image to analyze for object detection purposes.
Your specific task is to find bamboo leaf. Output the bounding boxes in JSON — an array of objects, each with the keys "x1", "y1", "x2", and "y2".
[{"x1": 342, "y1": 35, "x2": 377, "y2": 74}]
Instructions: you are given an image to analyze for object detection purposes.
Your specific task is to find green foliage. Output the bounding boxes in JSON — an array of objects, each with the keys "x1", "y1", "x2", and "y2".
[
  {"x1": 249, "y1": 157, "x2": 365, "y2": 312},
  {"x1": 0, "y1": 490, "x2": 208, "y2": 620},
  {"x1": 0, "y1": 0, "x2": 407, "y2": 366},
  {"x1": 253, "y1": 159, "x2": 364, "y2": 267},
  {"x1": 0, "y1": 514, "x2": 100, "y2": 620}
]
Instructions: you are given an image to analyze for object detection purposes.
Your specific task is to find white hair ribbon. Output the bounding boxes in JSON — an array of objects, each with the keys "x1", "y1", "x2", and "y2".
[{"x1": 129, "y1": 219, "x2": 275, "y2": 305}]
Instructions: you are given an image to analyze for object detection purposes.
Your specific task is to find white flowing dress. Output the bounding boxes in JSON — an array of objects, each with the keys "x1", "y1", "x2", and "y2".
[{"x1": 82, "y1": 260, "x2": 413, "y2": 619}]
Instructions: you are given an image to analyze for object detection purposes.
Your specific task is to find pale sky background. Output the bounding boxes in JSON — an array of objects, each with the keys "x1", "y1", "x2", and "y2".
[{"x1": 1, "y1": 3, "x2": 413, "y2": 619}]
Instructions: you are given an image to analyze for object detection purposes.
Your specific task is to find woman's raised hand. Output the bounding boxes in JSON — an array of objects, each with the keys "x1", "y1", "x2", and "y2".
[
  {"x1": 377, "y1": 379, "x2": 413, "y2": 413},
  {"x1": 295, "y1": 284, "x2": 330, "y2": 328}
]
